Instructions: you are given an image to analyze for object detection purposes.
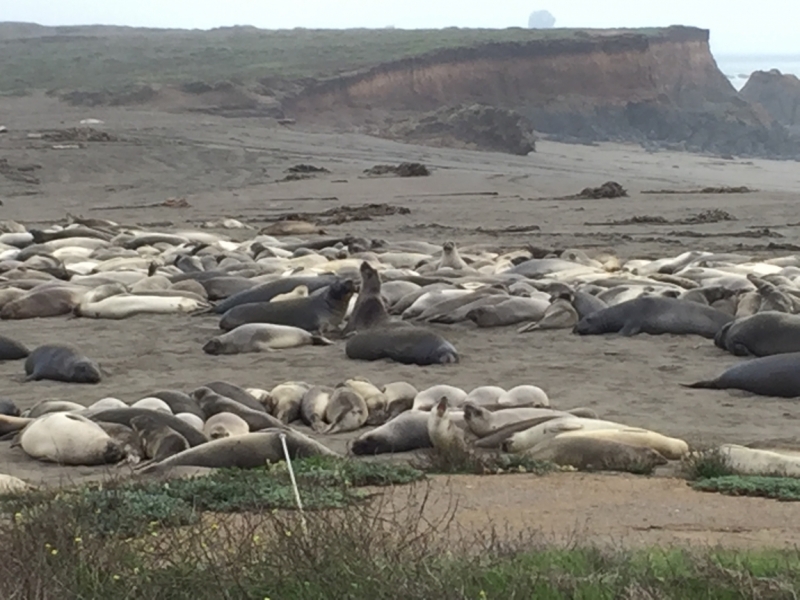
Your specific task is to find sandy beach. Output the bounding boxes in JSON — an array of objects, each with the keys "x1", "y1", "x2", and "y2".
[{"x1": 2, "y1": 93, "x2": 800, "y2": 546}]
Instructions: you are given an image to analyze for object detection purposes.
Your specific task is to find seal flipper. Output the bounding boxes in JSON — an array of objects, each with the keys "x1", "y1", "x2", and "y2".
[
  {"x1": 731, "y1": 343, "x2": 754, "y2": 357},
  {"x1": 311, "y1": 335, "x2": 334, "y2": 346},
  {"x1": 618, "y1": 321, "x2": 642, "y2": 336},
  {"x1": 680, "y1": 379, "x2": 721, "y2": 390}
]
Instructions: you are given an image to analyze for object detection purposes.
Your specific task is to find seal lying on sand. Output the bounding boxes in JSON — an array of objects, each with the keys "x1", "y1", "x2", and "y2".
[
  {"x1": 137, "y1": 430, "x2": 338, "y2": 474},
  {"x1": 130, "y1": 414, "x2": 190, "y2": 462},
  {"x1": 203, "y1": 323, "x2": 333, "y2": 354},
  {"x1": 88, "y1": 408, "x2": 209, "y2": 447},
  {"x1": 350, "y1": 410, "x2": 431, "y2": 455},
  {"x1": 526, "y1": 436, "x2": 669, "y2": 473},
  {"x1": 0, "y1": 335, "x2": 29, "y2": 361},
  {"x1": 682, "y1": 352, "x2": 800, "y2": 398},
  {"x1": 219, "y1": 279, "x2": 355, "y2": 333},
  {"x1": 345, "y1": 323, "x2": 458, "y2": 366},
  {"x1": 573, "y1": 296, "x2": 732, "y2": 339},
  {"x1": 714, "y1": 311, "x2": 800, "y2": 357},
  {"x1": 24, "y1": 343, "x2": 102, "y2": 384},
  {"x1": 20, "y1": 412, "x2": 125, "y2": 465}
]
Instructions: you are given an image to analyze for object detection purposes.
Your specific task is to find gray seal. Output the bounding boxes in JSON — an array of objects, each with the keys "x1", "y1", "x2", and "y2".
[
  {"x1": 137, "y1": 430, "x2": 338, "y2": 473},
  {"x1": 345, "y1": 323, "x2": 458, "y2": 366},
  {"x1": 24, "y1": 343, "x2": 102, "y2": 384},
  {"x1": 87, "y1": 408, "x2": 208, "y2": 447},
  {"x1": 207, "y1": 274, "x2": 339, "y2": 315},
  {"x1": 715, "y1": 311, "x2": 800, "y2": 357},
  {"x1": 150, "y1": 390, "x2": 204, "y2": 419},
  {"x1": 192, "y1": 387, "x2": 284, "y2": 430},
  {"x1": 199, "y1": 381, "x2": 265, "y2": 413},
  {"x1": 130, "y1": 414, "x2": 190, "y2": 462},
  {"x1": 683, "y1": 352, "x2": 800, "y2": 398},
  {"x1": 0, "y1": 398, "x2": 20, "y2": 416},
  {"x1": 342, "y1": 261, "x2": 390, "y2": 335},
  {"x1": 350, "y1": 410, "x2": 431, "y2": 455},
  {"x1": 0, "y1": 335, "x2": 29, "y2": 361},
  {"x1": 219, "y1": 279, "x2": 355, "y2": 333},
  {"x1": 573, "y1": 296, "x2": 732, "y2": 339}
]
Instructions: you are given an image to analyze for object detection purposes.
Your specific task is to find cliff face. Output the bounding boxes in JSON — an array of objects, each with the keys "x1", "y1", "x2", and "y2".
[
  {"x1": 740, "y1": 69, "x2": 800, "y2": 130},
  {"x1": 287, "y1": 27, "x2": 797, "y2": 158}
]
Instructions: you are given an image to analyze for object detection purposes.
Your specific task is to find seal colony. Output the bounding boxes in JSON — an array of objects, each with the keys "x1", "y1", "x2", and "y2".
[{"x1": 3, "y1": 219, "x2": 800, "y2": 485}]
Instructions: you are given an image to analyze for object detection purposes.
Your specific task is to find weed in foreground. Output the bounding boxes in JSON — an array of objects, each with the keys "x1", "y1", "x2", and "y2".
[
  {"x1": 692, "y1": 475, "x2": 800, "y2": 501},
  {"x1": 412, "y1": 444, "x2": 558, "y2": 476}
]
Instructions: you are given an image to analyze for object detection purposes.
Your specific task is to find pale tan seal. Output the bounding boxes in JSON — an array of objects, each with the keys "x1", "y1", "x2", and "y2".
[
  {"x1": 203, "y1": 324, "x2": 332, "y2": 354},
  {"x1": 380, "y1": 381, "x2": 419, "y2": 418},
  {"x1": 266, "y1": 381, "x2": 311, "y2": 423},
  {"x1": 300, "y1": 385, "x2": 334, "y2": 432},
  {"x1": 526, "y1": 436, "x2": 669, "y2": 473},
  {"x1": 130, "y1": 397, "x2": 173, "y2": 414},
  {"x1": 203, "y1": 412, "x2": 250, "y2": 439},
  {"x1": 427, "y1": 397, "x2": 469, "y2": 454},
  {"x1": 270, "y1": 285, "x2": 309, "y2": 303},
  {"x1": 0, "y1": 473, "x2": 33, "y2": 494},
  {"x1": 20, "y1": 412, "x2": 125, "y2": 465},
  {"x1": 501, "y1": 416, "x2": 631, "y2": 453},
  {"x1": 517, "y1": 291, "x2": 579, "y2": 332},
  {"x1": 412, "y1": 385, "x2": 467, "y2": 411},
  {"x1": 554, "y1": 428, "x2": 689, "y2": 460},
  {"x1": 463, "y1": 403, "x2": 574, "y2": 439},
  {"x1": 342, "y1": 377, "x2": 387, "y2": 424},
  {"x1": 496, "y1": 385, "x2": 550, "y2": 408},
  {"x1": 23, "y1": 400, "x2": 85, "y2": 418},
  {"x1": 324, "y1": 386, "x2": 368, "y2": 434}
]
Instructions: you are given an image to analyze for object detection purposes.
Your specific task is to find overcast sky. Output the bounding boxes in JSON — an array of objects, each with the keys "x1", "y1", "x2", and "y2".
[{"x1": 2, "y1": 0, "x2": 797, "y2": 55}]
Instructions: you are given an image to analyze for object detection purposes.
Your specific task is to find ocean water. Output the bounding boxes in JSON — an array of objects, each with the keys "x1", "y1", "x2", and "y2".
[{"x1": 713, "y1": 53, "x2": 800, "y2": 90}]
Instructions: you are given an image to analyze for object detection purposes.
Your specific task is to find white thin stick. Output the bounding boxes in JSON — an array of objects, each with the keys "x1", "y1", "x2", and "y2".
[{"x1": 279, "y1": 432, "x2": 309, "y2": 538}]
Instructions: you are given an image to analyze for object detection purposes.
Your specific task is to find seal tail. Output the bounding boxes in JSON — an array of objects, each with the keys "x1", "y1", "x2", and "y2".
[{"x1": 680, "y1": 379, "x2": 719, "y2": 390}]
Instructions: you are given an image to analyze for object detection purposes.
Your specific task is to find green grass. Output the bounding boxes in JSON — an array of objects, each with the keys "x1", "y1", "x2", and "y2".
[
  {"x1": 692, "y1": 475, "x2": 800, "y2": 501},
  {"x1": 0, "y1": 24, "x2": 667, "y2": 93}
]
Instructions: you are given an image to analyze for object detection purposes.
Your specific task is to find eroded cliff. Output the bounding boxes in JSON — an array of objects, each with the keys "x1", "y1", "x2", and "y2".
[{"x1": 287, "y1": 27, "x2": 798, "y2": 158}]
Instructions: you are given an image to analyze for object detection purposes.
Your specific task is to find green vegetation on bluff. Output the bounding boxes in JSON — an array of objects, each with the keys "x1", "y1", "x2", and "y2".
[{"x1": 0, "y1": 24, "x2": 665, "y2": 94}]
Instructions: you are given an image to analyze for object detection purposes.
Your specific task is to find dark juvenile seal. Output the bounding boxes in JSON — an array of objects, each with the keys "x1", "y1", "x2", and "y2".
[
  {"x1": 573, "y1": 296, "x2": 732, "y2": 339},
  {"x1": 192, "y1": 387, "x2": 284, "y2": 430},
  {"x1": 526, "y1": 436, "x2": 669, "y2": 473},
  {"x1": 342, "y1": 261, "x2": 390, "y2": 335},
  {"x1": 219, "y1": 279, "x2": 355, "y2": 333},
  {"x1": 150, "y1": 390, "x2": 204, "y2": 419},
  {"x1": 683, "y1": 352, "x2": 800, "y2": 398},
  {"x1": 130, "y1": 414, "x2": 190, "y2": 462},
  {"x1": 138, "y1": 430, "x2": 338, "y2": 473},
  {"x1": 87, "y1": 408, "x2": 208, "y2": 447},
  {"x1": 0, "y1": 335, "x2": 29, "y2": 361},
  {"x1": 350, "y1": 410, "x2": 431, "y2": 455},
  {"x1": 200, "y1": 381, "x2": 265, "y2": 413},
  {"x1": 345, "y1": 323, "x2": 458, "y2": 366},
  {"x1": 715, "y1": 311, "x2": 800, "y2": 357},
  {"x1": 207, "y1": 274, "x2": 339, "y2": 315},
  {"x1": 24, "y1": 343, "x2": 102, "y2": 384},
  {"x1": 0, "y1": 398, "x2": 20, "y2": 416}
]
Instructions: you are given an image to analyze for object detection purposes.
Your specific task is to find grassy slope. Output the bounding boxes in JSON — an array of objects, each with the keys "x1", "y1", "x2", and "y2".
[{"x1": 0, "y1": 25, "x2": 663, "y2": 93}]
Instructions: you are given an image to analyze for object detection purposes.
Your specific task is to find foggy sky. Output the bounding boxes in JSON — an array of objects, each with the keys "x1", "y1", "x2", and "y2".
[{"x1": 1, "y1": 0, "x2": 796, "y2": 56}]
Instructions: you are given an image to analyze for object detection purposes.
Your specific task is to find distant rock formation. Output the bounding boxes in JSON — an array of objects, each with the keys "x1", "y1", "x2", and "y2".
[
  {"x1": 383, "y1": 104, "x2": 536, "y2": 155},
  {"x1": 740, "y1": 69, "x2": 800, "y2": 131},
  {"x1": 528, "y1": 10, "x2": 556, "y2": 29}
]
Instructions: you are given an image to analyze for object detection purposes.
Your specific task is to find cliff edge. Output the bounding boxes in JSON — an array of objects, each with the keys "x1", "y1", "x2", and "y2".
[
  {"x1": 740, "y1": 69, "x2": 800, "y2": 133},
  {"x1": 287, "y1": 26, "x2": 798, "y2": 158}
]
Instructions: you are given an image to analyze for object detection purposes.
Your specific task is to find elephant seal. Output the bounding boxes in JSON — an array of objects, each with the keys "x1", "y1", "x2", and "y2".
[
  {"x1": 23, "y1": 400, "x2": 85, "y2": 418},
  {"x1": 464, "y1": 386, "x2": 506, "y2": 405},
  {"x1": 0, "y1": 335, "x2": 29, "y2": 361},
  {"x1": 501, "y1": 416, "x2": 631, "y2": 453},
  {"x1": 219, "y1": 279, "x2": 355, "y2": 333},
  {"x1": 266, "y1": 381, "x2": 310, "y2": 423},
  {"x1": 714, "y1": 311, "x2": 800, "y2": 357},
  {"x1": 88, "y1": 408, "x2": 208, "y2": 447},
  {"x1": 75, "y1": 294, "x2": 209, "y2": 319},
  {"x1": 88, "y1": 397, "x2": 127, "y2": 412},
  {"x1": 300, "y1": 385, "x2": 334, "y2": 431},
  {"x1": 526, "y1": 436, "x2": 669, "y2": 473},
  {"x1": 0, "y1": 286, "x2": 85, "y2": 320},
  {"x1": 192, "y1": 387, "x2": 285, "y2": 430},
  {"x1": 150, "y1": 390, "x2": 204, "y2": 419},
  {"x1": 345, "y1": 323, "x2": 458, "y2": 366},
  {"x1": 138, "y1": 430, "x2": 337, "y2": 473},
  {"x1": 342, "y1": 377, "x2": 387, "y2": 424},
  {"x1": 463, "y1": 404, "x2": 573, "y2": 438},
  {"x1": 342, "y1": 261, "x2": 390, "y2": 335},
  {"x1": 131, "y1": 397, "x2": 172, "y2": 414},
  {"x1": 206, "y1": 274, "x2": 339, "y2": 315},
  {"x1": 466, "y1": 297, "x2": 550, "y2": 328},
  {"x1": 0, "y1": 474, "x2": 32, "y2": 494},
  {"x1": 203, "y1": 412, "x2": 250, "y2": 439},
  {"x1": 24, "y1": 343, "x2": 102, "y2": 384},
  {"x1": 682, "y1": 352, "x2": 800, "y2": 398},
  {"x1": 20, "y1": 412, "x2": 125, "y2": 465},
  {"x1": 176, "y1": 412, "x2": 205, "y2": 431},
  {"x1": 203, "y1": 323, "x2": 333, "y2": 355},
  {"x1": 350, "y1": 410, "x2": 432, "y2": 455},
  {"x1": 438, "y1": 240, "x2": 468, "y2": 270},
  {"x1": 497, "y1": 385, "x2": 550, "y2": 407},
  {"x1": 381, "y1": 381, "x2": 418, "y2": 418},
  {"x1": 130, "y1": 414, "x2": 190, "y2": 461},
  {"x1": 201, "y1": 381, "x2": 265, "y2": 412},
  {"x1": 323, "y1": 386, "x2": 368, "y2": 434},
  {"x1": 427, "y1": 397, "x2": 469, "y2": 453},
  {"x1": 413, "y1": 385, "x2": 468, "y2": 411},
  {"x1": 715, "y1": 444, "x2": 800, "y2": 477},
  {"x1": 0, "y1": 398, "x2": 20, "y2": 416},
  {"x1": 553, "y1": 428, "x2": 689, "y2": 460},
  {"x1": 573, "y1": 296, "x2": 732, "y2": 339},
  {"x1": 518, "y1": 292, "x2": 579, "y2": 333},
  {"x1": 747, "y1": 274, "x2": 794, "y2": 313},
  {"x1": 269, "y1": 285, "x2": 309, "y2": 303}
]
